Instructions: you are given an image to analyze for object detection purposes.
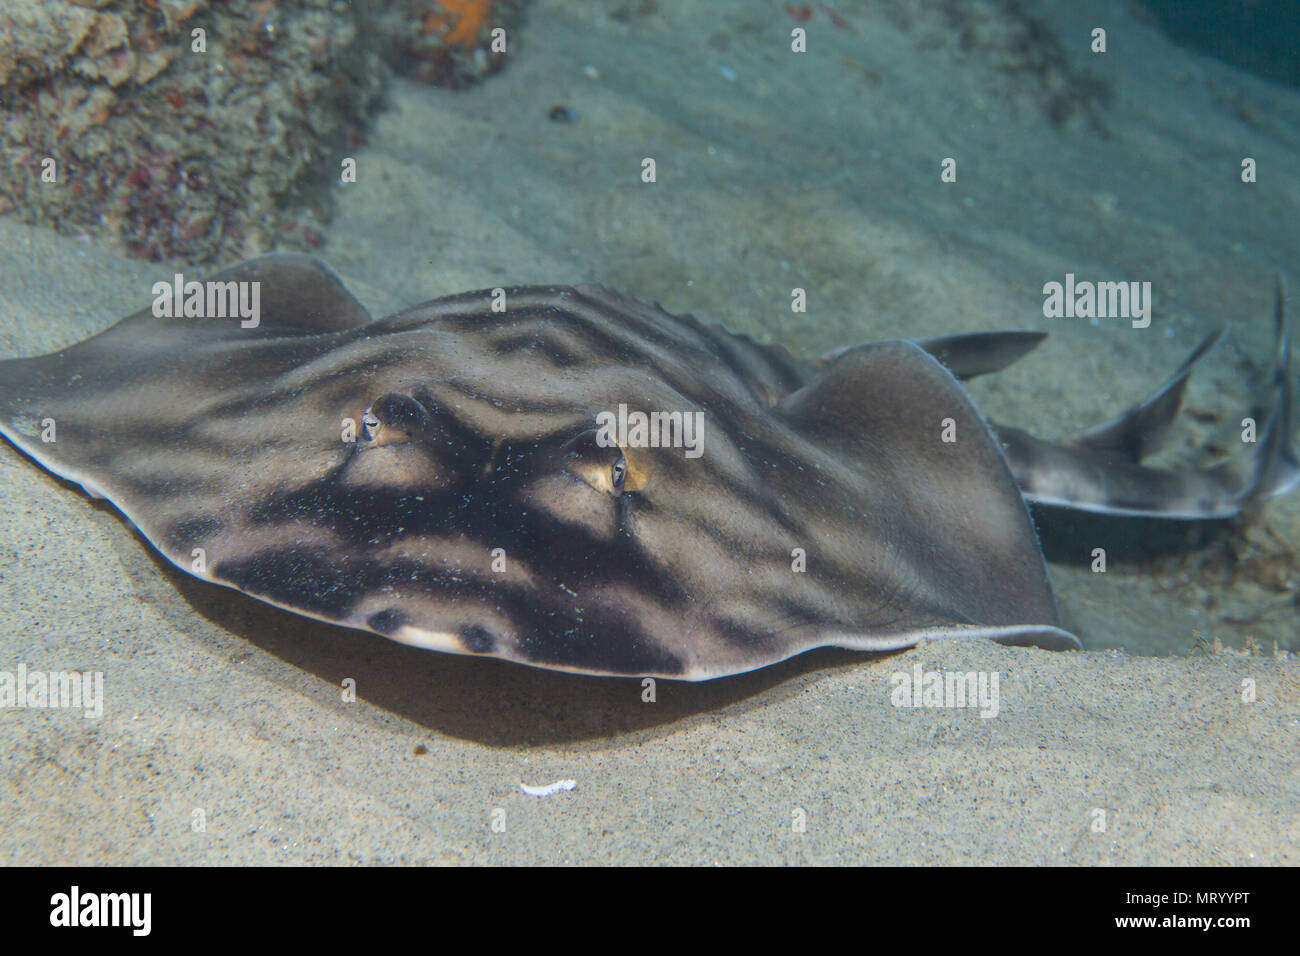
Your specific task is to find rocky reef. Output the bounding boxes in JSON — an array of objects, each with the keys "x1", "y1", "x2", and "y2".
[{"x1": 0, "y1": 0, "x2": 526, "y2": 263}]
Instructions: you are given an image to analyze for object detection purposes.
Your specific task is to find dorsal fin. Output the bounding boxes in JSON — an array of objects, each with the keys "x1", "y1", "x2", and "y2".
[
  {"x1": 1067, "y1": 326, "x2": 1223, "y2": 462},
  {"x1": 1002, "y1": 282, "x2": 1294, "y2": 519},
  {"x1": 817, "y1": 330, "x2": 1047, "y2": 381},
  {"x1": 912, "y1": 330, "x2": 1048, "y2": 380}
]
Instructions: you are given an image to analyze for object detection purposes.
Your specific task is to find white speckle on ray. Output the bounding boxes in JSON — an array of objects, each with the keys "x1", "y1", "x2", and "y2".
[{"x1": 10, "y1": 413, "x2": 41, "y2": 438}]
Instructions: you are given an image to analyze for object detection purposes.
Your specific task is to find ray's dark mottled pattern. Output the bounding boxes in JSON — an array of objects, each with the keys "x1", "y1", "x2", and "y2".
[{"x1": 0, "y1": 255, "x2": 1293, "y2": 678}]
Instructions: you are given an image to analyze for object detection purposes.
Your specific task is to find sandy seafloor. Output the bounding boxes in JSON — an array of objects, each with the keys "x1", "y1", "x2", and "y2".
[{"x1": 0, "y1": 0, "x2": 1298, "y2": 863}]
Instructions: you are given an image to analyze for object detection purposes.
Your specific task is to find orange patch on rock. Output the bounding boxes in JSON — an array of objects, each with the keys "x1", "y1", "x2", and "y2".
[{"x1": 423, "y1": 0, "x2": 493, "y2": 48}]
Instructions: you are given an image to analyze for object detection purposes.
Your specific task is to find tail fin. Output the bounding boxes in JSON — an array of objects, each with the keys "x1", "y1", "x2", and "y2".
[
  {"x1": 1001, "y1": 276, "x2": 1297, "y2": 519},
  {"x1": 1255, "y1": 274, "x2": 1298, "y2": 498}
]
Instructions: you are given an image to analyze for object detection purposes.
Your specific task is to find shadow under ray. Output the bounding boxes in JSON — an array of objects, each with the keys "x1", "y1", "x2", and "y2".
[
  {"x1": 127, "y1": 530, "x2": 872, "y2": 748},
  {"x1": 1031, "y1": 503, "x2": 1235, "y2": 565}
]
